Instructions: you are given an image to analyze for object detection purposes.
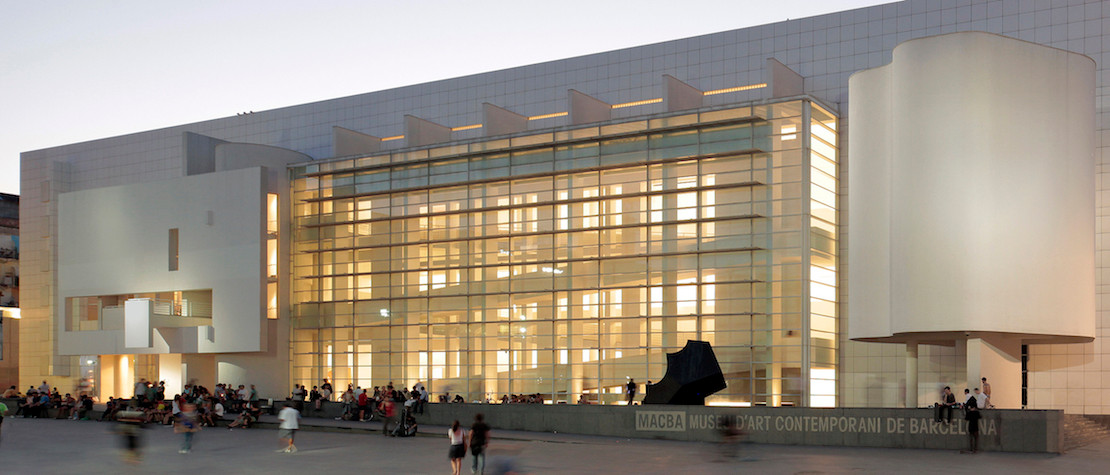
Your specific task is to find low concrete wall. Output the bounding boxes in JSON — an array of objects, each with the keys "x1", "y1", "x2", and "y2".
[
  {"x1": 410, "y1": 404, "x2": 1063, "y2": 453},
  {"x1": 0, "y1": 398, "x2": 99, "y2": 420},
  {"x1": 0, "y1": 398, "x2": 1063, "y2": 453}
]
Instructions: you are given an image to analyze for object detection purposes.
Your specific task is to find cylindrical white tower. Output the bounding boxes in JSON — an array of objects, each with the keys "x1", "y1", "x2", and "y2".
[
  {"x1": 849, "y1": 31, "x2": 1095, "y2": 343},
  {"x1": 848, "y1": 32, "x2": 1095, "y2": 409}
]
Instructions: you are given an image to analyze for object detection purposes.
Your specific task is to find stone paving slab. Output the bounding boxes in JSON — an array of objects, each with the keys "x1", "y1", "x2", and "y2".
[{"x1": 1, "y1": 417, "x2": 1108, "y2": 474}]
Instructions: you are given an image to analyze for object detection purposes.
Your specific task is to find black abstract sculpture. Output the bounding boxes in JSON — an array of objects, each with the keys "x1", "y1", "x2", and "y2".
[{"x1": 642, "y1": 340, "x2": 726, "y2": 405}]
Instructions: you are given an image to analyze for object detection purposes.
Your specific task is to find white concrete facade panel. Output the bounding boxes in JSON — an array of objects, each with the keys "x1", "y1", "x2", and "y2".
[
  {"x1": 123, "y1": 299, "x2": 152, "y2": 349},
  {"x1": 846, "y1": 61, "x2": 892, "y2": 343},
  {"x1": 56, "y1": 167, "x2": 266, "y2": 355}
]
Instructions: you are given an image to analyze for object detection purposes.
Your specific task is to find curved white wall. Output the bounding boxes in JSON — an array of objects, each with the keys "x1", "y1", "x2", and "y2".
[{"x1": 848, "y1": 32, "x2": 1095, "y2": 342}]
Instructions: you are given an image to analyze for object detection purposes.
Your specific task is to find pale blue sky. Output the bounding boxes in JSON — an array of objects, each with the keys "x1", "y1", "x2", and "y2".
[{"x1": 0, "y1": 0, "x2": 890, "y2": 195}]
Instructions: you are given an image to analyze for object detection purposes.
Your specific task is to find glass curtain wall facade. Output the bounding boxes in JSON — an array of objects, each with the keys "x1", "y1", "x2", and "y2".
[{"x1": 290, "y1": 98, "x2": 837, "y2": 406}]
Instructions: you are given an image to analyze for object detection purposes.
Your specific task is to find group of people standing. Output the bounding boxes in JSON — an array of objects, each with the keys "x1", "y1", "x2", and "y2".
[
  {"x1": 447, "y1": 413, "x2": 491, "y2": 475},
  {"x1": 331, "y1": 381, "x2": 426, "y2": 437},
  {"x1": 934, "y1": 377, "x2": 993, "y2": 454}
]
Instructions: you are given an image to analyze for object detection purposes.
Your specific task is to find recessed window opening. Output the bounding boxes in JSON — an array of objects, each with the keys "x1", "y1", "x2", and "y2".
[{"x1": 169, "y1": 228, "x2": 179, "y2": 271}]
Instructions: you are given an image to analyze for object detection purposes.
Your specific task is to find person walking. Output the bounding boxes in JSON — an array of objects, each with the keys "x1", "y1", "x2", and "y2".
[
  {"x1": 469, "y1": 413, "x2": 491, "y2": 475},
  {"x1": 626, "y1": 378, "x2": 637, "y2": 405},
  {"x1": 116, "y1": 404, "x2": 146, "y2": 463},
  {"x1": 175, "y1": 401, "x2": 200, "y2": 454},
  {"x1": 380, "y1": 397, "x2": 396, "y2": 436},
  {"x1": 277, "y1": 402, "x2": 301, "y2": 453},
  {"x1": 448, "y1": 419, "x2": 466, "y2": 475}
]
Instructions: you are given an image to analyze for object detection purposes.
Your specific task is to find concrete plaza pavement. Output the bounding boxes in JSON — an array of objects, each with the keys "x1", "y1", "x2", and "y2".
[{"x1": 1, "y1": 416, "x2": 1109, "y2": 474}]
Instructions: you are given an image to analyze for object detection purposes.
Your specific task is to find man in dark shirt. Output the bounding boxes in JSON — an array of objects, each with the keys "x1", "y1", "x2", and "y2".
[
  {"x1": 935, "y1": 386, "x2": 957, "y2": 423},
  {"x1": 32, "y1": 391, "x2": 50, "y2": 418},
  {"x1": 469, "y1": 413, "x2": 491, "y2": 474},
  {"x1": 310, "y1": 386, "x2": 322, "y2": 410},
  {"x1": 77, "y1": 395, "x2": 94, "y2": 420},
  {"x1": 55, "y1": 393, "x2": 76, "y2": 419},
  {"x1": 100, "y1": 398, "x2": 117, "y2": 421},
  {"x1": 963, "y1": 397, "x2": 982, "y2": 453}
]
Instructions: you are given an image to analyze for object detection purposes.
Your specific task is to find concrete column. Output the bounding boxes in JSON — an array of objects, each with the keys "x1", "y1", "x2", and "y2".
[
  {"x1": 769, "y1": 348, "x2": 782, "y2": 407},
  {"x1": 99, "y1": 355, "x2": 116, "y2": 400},
  {"x1": 905, "y1": 341, "x2": 918, "y2": 408},
  {"x1": 118, "y1": 355, "x2": 135, "y2": 399},
  {"x1": 966, "y1": 336, "x2": 1021, "y2": 409}
]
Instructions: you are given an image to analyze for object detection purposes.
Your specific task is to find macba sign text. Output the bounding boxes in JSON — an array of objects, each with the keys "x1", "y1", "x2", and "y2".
[{"x1": 636, "y1": 410, "x2": 998, "y2": 436}]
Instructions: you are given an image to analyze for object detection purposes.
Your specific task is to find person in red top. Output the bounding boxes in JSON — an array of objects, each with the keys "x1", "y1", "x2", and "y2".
[
  {"x1": 357, "y1": 389, "x2": 370, "y2": 422},
  {"x1": 380, "y1": 398, "x2": 396, "y2": 436}
]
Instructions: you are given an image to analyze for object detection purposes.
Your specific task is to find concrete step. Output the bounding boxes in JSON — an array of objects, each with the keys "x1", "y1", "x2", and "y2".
[{"x1": 1063, "y1": 414, "x2": 1110, "y2": 452}]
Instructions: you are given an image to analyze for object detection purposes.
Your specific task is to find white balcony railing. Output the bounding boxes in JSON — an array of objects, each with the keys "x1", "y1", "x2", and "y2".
[{"x1": 150, "y1": 299, "x2": 212, "y2": 318}]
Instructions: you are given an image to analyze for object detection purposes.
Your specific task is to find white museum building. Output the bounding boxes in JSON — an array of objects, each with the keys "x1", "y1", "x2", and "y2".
[{"x1": 18, "y1": 0, "x2": 1110, "y2": 414}]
